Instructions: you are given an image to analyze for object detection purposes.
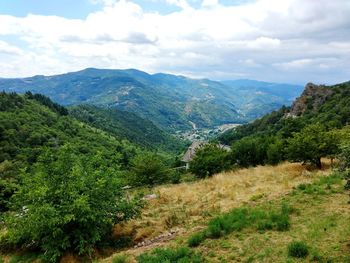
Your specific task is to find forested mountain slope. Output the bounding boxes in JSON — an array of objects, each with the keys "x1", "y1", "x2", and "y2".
[
  {"x1": 69, "y1": 104, "x2": 187, "y2": 152},
  {"x1": 0, "y1": 68, "x2": 303, "y2": 131},
  {"x1": 219, "y1": 81, "x2": 350, "y2": 144},
  {"x1": 0, "y1": 92, "x2": 139, "y2": 211}
]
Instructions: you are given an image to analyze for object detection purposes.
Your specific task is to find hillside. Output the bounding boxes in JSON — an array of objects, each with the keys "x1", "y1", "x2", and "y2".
[
  {"x1": 0, "y1": 68, "x2": 303, "y2": 131},
  {"x1": 221, "y1": 79, "x2": 303, "y2": 120},
  {"x1": 69, "y1": 105, "x2": 187, "y2": 153},
  {"x1": 4, "y1": 161, "x2": 348, "y2": 262},
  {"x1": 0, "y1": 92, "x2": 141, "y2": 211},
  {"x1": 106, "y1": 162, "x2": 348, "y2": 263},
  {"x1": 219, "y1": 81, "x2": 350, "y2": 144}
]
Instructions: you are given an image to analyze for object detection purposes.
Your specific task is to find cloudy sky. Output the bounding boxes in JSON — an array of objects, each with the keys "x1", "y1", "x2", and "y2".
[{"x1": 0, "y1": 0, "x2": 349, "y2": 84}]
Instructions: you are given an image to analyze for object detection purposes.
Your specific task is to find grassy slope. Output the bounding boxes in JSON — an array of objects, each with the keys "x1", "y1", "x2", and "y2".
[
  {"x1": 98, "y1": 160, "x2": 349, "y2": 263},
  {"x1": 2, "y1": 161, "x2": 349, "y2": 262}
]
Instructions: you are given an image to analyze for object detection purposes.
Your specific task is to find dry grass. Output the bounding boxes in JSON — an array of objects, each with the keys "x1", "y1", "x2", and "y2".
[{"x1": 119, "y1": 161, "x2": 330, "y2": 243}]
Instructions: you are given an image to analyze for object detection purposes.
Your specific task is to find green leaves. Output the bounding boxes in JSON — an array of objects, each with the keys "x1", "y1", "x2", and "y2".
[
  {"x1": 189, "y1": 144, "x2": 230, "y2": 178},
  {"x1": 4, "y1": 144, "x2": 142, "y2": 262},
  {"x1": 287, "y1": 123, "x2": 339, "y2": 168},
  {"x1": 130, "y1": 152, "x2": 169, "y2": 186}
]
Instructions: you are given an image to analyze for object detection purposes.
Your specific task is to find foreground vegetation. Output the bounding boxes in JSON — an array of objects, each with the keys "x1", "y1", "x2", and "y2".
[
  {"x1": 186, "y1": 82, "x2": 350, "y2": 179},
  {"x1": 107, "y1": 168, "x2": 349, "y2": 263},
  {"x1": 0, "y1": 92, "x2": 185, "y2": 261}
]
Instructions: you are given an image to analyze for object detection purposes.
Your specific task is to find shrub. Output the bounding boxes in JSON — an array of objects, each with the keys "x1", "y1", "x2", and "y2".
[
  {"x1": 188, "y1": 232, "x2": 206, "y2": 247},
  {"x1": 207, "y1": 220, "x2": 223, "y2": 238},
  {"x1": 130, "y1": 152, "x2": 169, "y2": 186},
  {"x1": 3, "y1": 145, "x2": 142, "y2": 262},
  {"x1": 137, "y1": 247, "x2": 204, "y2": 263},
  {"x1": 189, "y1": 144, "x2": 230, "y2": 178},
  {"x1": 272, "y1": 214, "x2": 290, "y2": 231},
  {"x1": 288, "y1": 241, "x2": 309, "y2": 258}
]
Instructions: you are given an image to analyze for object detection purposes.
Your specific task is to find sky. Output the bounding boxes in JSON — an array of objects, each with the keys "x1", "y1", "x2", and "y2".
[{"x1": 0, "y1": 0, "x2": 349, "y2": 84}]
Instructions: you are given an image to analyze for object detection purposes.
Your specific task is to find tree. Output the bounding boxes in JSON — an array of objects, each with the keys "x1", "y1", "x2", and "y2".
[
  {"x1": 189, "y1": 144, "x2": 230, "y2": 178},
  {"x1": 4, "y1": 144, "x2": 142, "y2": 262},
  {"x1": 130, "y1": 152, "x2": 168, "y2": 186},
  {"x1": 266, "y1": 138, "x2": 285, "y2": 165},
  {"x1": 230, "y1": 136, "x2": 268, "y2": 167},
  {"x1": 287, "y1": 124, "x2": 339, "y2": 168}
]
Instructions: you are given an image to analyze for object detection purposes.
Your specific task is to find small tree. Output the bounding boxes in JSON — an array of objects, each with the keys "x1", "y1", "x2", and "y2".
[
  {"x1": 4, "y1": 144, "x2": 141, "y2": 262},
  {"x1": 230, "y1": 136, "x2": 268, "y2": 167},
  {"x1": 130, "y1": 152, "x2": 168, "y2": 186},
  {"x1": 189, "y1": 144, "x2": 230, "y2": 178},
  {"x1": 287, "y1": 124, "x2": 339, "y2": 168}
]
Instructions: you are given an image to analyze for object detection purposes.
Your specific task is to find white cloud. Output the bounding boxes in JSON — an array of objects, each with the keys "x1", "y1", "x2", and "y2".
[
  {"x1": 0, "y1": 40, "x2": 23, "y2": 55},
  {"x1": 0, "y1": 0, "x2": 349, "y2": 84},
  {"x1": 201, "y1": 0, "x2": 219, "y2": 7},
  {"x1": 166, "y1": 0, "x2": 191, "y2": 10},
  {"x1": 247, "y1": 37, "x2": 281, "y2": 49}
]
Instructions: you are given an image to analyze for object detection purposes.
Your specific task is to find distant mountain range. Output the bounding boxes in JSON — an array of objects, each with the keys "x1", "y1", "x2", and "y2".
[{"x1": 0, "y1": 68, "x2": 303, "y2": 131}]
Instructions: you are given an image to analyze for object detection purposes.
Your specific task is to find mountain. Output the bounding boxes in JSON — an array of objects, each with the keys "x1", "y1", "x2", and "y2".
[
  {"x1": 219, "y1": 81, "x2": 350, "y2": 144},
  {"x1": 0, "y1": 68, "x2": 303, "y2": 131},
  {"x1": 220, "y1": 79, "x2": 303, "y2": 120},
  {"x1": 69, "y1": 104, "x2": 187, "y2": 152}
]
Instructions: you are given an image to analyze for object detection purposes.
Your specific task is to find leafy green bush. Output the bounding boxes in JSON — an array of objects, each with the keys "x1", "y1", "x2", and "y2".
[
  {"x1": 287, "y1": 241, "x2": 309, "y2": 258},
  {"x1": 189, "y1": 144, "x2": 230, "y2": 178},
  {"x1": 187, "y1": 232, "x2": 206, "y2": 247},
  {"x1": 271, "y1": 213, "x2": 290, "y2": 231},
  {"x1": 3, "y1": 145, "x2": 142, "y2": 262},
  {"x1": 130, "y1": 152, "x2": 169, "y2": 186},
  {"x1": 137, "y1": 247, "x2": 204, "y2": 263}
]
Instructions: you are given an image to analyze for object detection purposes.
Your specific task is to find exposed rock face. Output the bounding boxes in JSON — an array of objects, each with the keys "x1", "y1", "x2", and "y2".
[{"x1": 287, "y1": 83, "x2": 334, "y2": 117}]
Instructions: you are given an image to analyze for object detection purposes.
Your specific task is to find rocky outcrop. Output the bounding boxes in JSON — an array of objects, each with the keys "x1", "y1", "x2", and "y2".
[{"x1": 286, "y1": 83, "x2": 333, "y2": 117}]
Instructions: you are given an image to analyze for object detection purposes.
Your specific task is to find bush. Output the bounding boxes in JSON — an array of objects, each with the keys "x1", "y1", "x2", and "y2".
[
  {"x1": 288, "y1": 241, "x2": 309, "y2": 258},
  {"x1": 189, "y1": 144, "x2": 230, "y2": 178},
  {"x1": 3, "y1": 145, "x2": 142, "y2": 262},
  {"x1": 188, "y1": 232, "x2": 206, "y2": 247},
  {"x1": 130, "y1": 152, "x2": 169, "y2": 186},
  {"x1": 272, "y1": 214, "x2": 290, "y2": 231},
  {"x1": 137, "y1": 247, "x2": 204, "y2": 263}
]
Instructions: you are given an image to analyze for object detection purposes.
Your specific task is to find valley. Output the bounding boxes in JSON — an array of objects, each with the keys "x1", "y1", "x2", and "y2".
[{"x1": 177, "y1": 123, "x2": 241, "y2": 141}]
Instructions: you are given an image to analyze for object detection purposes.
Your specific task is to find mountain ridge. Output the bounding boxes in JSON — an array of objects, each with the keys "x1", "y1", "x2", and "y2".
[{"x1": 0, "y1": 68, "x2": 303, "y2": 131}]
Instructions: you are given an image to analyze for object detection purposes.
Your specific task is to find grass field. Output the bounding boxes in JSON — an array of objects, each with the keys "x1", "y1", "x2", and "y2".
[{"x1": 101, "y1": 160, "x2": 350, "y2": 263}]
